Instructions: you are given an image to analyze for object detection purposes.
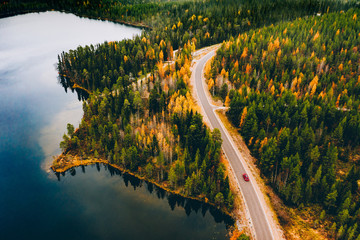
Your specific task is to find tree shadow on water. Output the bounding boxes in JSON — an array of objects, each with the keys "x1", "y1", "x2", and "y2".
[{"x1": 55, "y1": 163, "x2": 234, "y2": 227}]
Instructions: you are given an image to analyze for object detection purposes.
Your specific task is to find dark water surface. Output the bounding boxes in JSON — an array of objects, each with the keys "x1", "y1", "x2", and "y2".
[{"x1": 0, "y1": 11, "x2": 229, "y2": 240}]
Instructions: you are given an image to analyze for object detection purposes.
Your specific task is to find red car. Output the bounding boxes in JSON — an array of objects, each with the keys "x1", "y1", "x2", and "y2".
[{"x1": 243, "y1": 173, "x2": 249, "y2": 182}]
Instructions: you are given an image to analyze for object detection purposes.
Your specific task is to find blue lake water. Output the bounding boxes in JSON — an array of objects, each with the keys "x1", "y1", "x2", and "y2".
[{"x1": 0, "y1": 11, "x2": 230, "y2": 240}]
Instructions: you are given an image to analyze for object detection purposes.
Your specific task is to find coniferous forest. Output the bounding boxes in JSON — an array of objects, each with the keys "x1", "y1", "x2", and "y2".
[
  {"x1": 2, "y1": 0, "x2": 360, "y2": 239},
  {"x1": 209, "y1": 8, "x2": 360, "y2": 239},
  {"x1": 56, "y1": 40, "x2": 234, "y2": 210}
]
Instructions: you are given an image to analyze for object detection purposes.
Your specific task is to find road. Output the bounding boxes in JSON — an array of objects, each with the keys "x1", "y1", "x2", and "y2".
[{"x1": 193, "y1": 50, "x2": 274, "y2": 240}]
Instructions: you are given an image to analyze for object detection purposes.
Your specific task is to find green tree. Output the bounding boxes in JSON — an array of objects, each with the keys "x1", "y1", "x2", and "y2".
[
  {"x1": 129, "y1": 146, "x2": 139, "y2": 171},
  {"x1": 237, "y1": 234, "x2": 250, "y2": 240},
  {"x1": 226, "y1": 191, "x2": 234, "y2": 209},
  {"x1": 309, "y1": 145, "x2": 320, "y2": 164},
  {"x1": 337, "y1": 225, "x2": 345, "y2": 239},
  {"x1": 330, "y1": 222, "x2": 337, "y2": 239},
  {"x1": 169, "y1": 166, "x2": 177, "y2": 188},
  {"x1": 145, "y1": 163, "x2": 153, "y2": 178},
  {"x1": 67, "y1": 123, "x2": 75, "y2": 137},
  {"x1": 319, "y1": 210, "x2": 326, "y2": 223},
  {"x1": 291, "y1": 177, "x2": 302, "y2": 205},
  {"x1": 133, "y1": 91, "x2": 142, "y2": 119},
  {"x1": 184, "y1": 177, "x2": 193, "y2": 196},
  {"x1": 346, "y1": 223, "x2": 357, "y2": 240},
  {"x1": 60, "y1": 133, "x2": 70, "y2": 151},
  {"x1": 324, "y1": 184, "x2": 338, "y2": 211},
  {"x1": 220, "y1": 83, "x2": 228, "y2": 101},
  {"x1": 214, "y1": 192, "x2": 224, "y2": 206},
  {"x1": 338, "y1": 209, "x2": 349, "y2": 225},
  {"x1": 259, "y1": 137, "x2": 278, "y2": 175},
  {"x1": 304, "y1": 180, "x2": 312, "y2": 203},
  {"x1": 149, "y1": 88, "x2": 159, "y2": 114}
]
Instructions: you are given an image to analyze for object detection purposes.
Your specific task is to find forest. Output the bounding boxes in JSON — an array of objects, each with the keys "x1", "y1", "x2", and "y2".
[
  {"x1": 1, "y1": 0, "x2": 358, "y2": 50},
  {"x1": 55, "y1": 38, "x2": 235, "y2": 210},
  {"x1": 2, "y1": 0, "x2": 360, "y2": 239},
  {"x1": 49, "y1": 0, "x2": 355, "y2": 214},
  {"x1": 208, "y1": 8, "x2": 360, "y2": 239}
]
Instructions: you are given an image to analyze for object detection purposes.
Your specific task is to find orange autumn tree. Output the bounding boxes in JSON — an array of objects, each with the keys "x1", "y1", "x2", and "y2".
[{"x1": 208, "y1": 9, "x2": 360, "y2": 234}]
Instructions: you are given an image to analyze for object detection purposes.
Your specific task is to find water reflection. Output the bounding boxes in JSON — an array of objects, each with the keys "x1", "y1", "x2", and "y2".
[
  {"x1": 56, "y1": 164, "x2": 234, "y2": 227},
  {"x1": 0, "y1": 12, "x2": 228, "y2": 240}
]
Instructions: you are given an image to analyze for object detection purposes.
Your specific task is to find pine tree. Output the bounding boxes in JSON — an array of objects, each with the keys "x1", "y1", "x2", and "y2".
[
  {"x1": 319, "y1": 210, "x2": 326, "y2": 223},
  {"x1": 184, "y1": 177, "x2": 193, "y2": 196},
  {"x1": 215, "y1": 192, "x2": 224, "y2": 206},
  {"x1": 346, "y1": 223, "x2": 357, "y2": 240},
  {"x1": 291, "y1": 177, "x2": 302, "y2": 205},
  {"x1": 304, "y1": 180, "x2": 312, "y2": 203},
  {"x1": 67, "y1": 123, "x2": 75, "y2": 137},
  {"x1": 168, "y1": 165, "x2": 177, "y2": 188},
  {"x1": 324, "y1": 184, "x2": 338, "y2": 211},
  {"x1": 226, "y1": 191, "x2": 234, "y2": 209}
]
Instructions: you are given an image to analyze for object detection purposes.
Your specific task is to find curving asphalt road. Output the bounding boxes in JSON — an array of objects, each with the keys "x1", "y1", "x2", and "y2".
[{"x1": 193, "y1": 50, "x2": 273, "y2": 240}]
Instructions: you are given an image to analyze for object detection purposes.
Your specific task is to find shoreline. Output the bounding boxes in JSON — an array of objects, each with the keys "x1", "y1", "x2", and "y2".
[
  {"x1": 0, "y1": 9, "x2": 150, "y2": 30},
  {"x1": 51, "y1": 153, "x2": 234, "y2": 219}
]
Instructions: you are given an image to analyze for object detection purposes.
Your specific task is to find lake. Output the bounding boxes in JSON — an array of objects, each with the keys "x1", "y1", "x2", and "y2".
[{"x1": 0, "y1": 11, "x2": 230, "y2": 240}]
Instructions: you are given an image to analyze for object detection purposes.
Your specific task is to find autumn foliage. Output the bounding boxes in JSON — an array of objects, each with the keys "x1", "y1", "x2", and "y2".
[{"x1": 211, "y1": 8, "x2": 360, "y2": 239}]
